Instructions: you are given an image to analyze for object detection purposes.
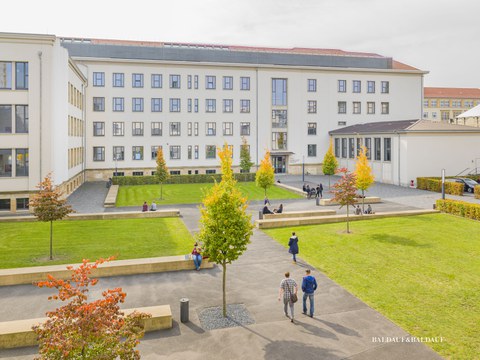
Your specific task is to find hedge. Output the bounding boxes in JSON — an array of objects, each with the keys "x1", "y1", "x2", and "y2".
[
  {"x1": 475, "y1": 185, "x2": 480, "y2": 200},
  {"x1": 436, "y1": 199, "x2": 480, "y2": 221},
  {"x1": 112, "y1": 173, "x2": 256, "y2": 186},
  {"x1": 416, "y1": 177, "x2": 464, "y2": 196}
]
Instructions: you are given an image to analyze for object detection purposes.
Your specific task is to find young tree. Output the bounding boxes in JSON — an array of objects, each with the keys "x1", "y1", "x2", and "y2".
[
  {"x1": 29, "y1": 173, "x2": 74, "y2": 260},
  {"x1": 33, "y1": 257, "x2": 150, "y2": 359},
  {"x1": 197, "y1": 144, "x2": 254, "y2": 317},
  {"x1": 355, "y1": 145, "x2": 375, "y2": 212},
  {"x1": 322, "y1": 139, "x2": 338, "y2": 189},
  {"x1": 155, "y1": 147, "x2": 170, "y2": 200},
  {"x1": 331, "y1": 168, "x2": 358, "y2": 233},
  {"x1": 239, "y1": 137, "x2": 254, "y2": 173},
  {"x1": 255, "y1": 150, "x2": 275, "y2": 196}
]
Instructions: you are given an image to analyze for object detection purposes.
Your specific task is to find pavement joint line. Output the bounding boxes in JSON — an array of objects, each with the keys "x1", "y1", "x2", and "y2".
[{"x1": 340, "y1": 341, "x2": 402, "y2": 360}]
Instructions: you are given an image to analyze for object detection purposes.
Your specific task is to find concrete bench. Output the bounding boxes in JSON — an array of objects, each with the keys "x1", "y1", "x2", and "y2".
[
  {"x1": 0, "y1": 255, "x2": 214, "y2": 286},
  {"x1": 104, "y1": 184, "x2": 119, "y2": 207},
  {"x1": 0, "y1": 305, "x2": 172, "y2": 349},
  {"x1": 319, "y1": 197, "x2": 382, "y2": 206},
  {"x1": 263, "y1": 209, "x2": 336, "y2": 219},
  {"x1": 256, "y1": 209, "x2": 439, "y2": 229}
]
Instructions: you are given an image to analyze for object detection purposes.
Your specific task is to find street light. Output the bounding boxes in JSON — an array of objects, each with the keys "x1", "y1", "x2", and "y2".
[{"x1": 302, "y1": 155, "x2": 305, "y2": 182}]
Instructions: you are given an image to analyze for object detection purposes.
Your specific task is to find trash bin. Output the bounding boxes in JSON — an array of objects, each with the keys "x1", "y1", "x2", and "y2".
[
  {"x1": 180, "y1": 298, "x2": 189, "y2": 323},
  {"x1": 259, "y1": 210, "x2": 263, "y2": 220}
]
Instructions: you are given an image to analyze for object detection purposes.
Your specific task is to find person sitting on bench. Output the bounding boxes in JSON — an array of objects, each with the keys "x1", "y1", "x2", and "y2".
[
  {"x1": 273, "y1": 204, "x2": 284, "y2": 214},
  {"x1": 263, "y1": 205, "x2": 274, "y2": 215}
]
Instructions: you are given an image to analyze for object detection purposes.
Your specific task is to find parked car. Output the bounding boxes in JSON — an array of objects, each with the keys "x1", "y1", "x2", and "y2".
[{"x1": 446, "y1": 178, "x2": 479, "y2": 193}]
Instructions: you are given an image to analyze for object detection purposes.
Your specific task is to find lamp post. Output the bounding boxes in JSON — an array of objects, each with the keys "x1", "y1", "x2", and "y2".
[
  {"x1": 302, "y1": 155, "x2": 305, "y2": 182},
  {"x1": 114, "y1": 154, "x2": 118, "y2": 177}
]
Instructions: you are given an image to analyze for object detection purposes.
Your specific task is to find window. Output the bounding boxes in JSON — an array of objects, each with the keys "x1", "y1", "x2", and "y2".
[
  {"x1": 338, "y1": 80, "x2": 346, "y2": 93},
  {"x1": 15, "y1": 105, "x2": 28, "y2": 133},
  {"x1": 132, "y1": 122, "x2": 144, "y2": 136},
  {"x1": 93, "y1": 147, "x2": 105, "y2": 161},
  {"x1": 151, "y1": 98, "x2": 163, "y2": 112},
  {"x1": 0, "y1": 62, "x2": 12, "y2": 89},
  {"x1": 440, "y1": 100, "x2": 450, "y2": 107},
  {"x1": 132, "y1": 98, "x2": 144, "y2": 112},
  {"x1": 348, "y1": 138, "x2": 355, "y2": 158},
  {"x1": 113, "y1": 97, "x2": 124, "y2": 112},
  {"x1": 15, "y1": 62, "x2": 28, "y2": 89},
  {"x1": 188, "y1": 99, "x2": 192, "y2": 112},
  {"x1": 151, "y1": 74, "x2": 162, "y2": 88},
  {"x1": 341, "y1": 138, "x2": 347, "y2": 158},
  {"x1": 223, "y1": 122, "x2": 233, "y2": 136},
  {"x1": 338, "y1": 121, "x2": 346, "y2": 126},
  {"x1": 206, "y1": 99, "x2": 216, "y2": 113},
  {"x1": 206, "y1": 75, "x2": 216, "y2": 89},
  {"x1": 170, "y1": 170, "x2": 181, "y2": 175},
  {"x1": 194, "y1": 98, "x2": 199, "y2": 113},
  {"x1": 374, "y1": 138, "x2": 381, "y2": 160},
  {"x1": 240, "y1": 99, "x2": 250, "y2": 113},
  {"x1": 151, "y1": 122, "x2": 162, "y2": 136},
  {"x1": 381, "y1": 102, "x2": 389, "y2": 114},
  {"x1": 384, "y1": 138, "x2": 391, "y2": 161},
  {"x1": 334, "y1": 138, "x2": 340, "y2": 157},
  {"x1": 308, "y1": 100, "x2": 317, "y2": 113},
  {"x1": 367, "y1": 102, "x2": 375, "y2": 114},
  {"x1": 15, "y1": 149, "x2": 28, "y2": 176},
  {"x1": 113, "y1": 73, "x2": 124, "y2": 87},
  {"x1": 423, "y1": 112, "x2": 428, "y2": 119},
  {"x1": 16, "y1": 198, "x2": 29, "y2": 210},
  {"x1": 272, "y1": 78, "x2": 287, "y2": 105},
  {"x1": 0, "y1": 198, "x2": 11, "y2": 210},
  {"x1": 132, "y1": 146, "x2": 144, "y2": 160},
  {"x1": 170, "y1": 122, "x2": 181, "y2": 136},
  {"x1": 338, "y1": 101, "x2": 347, "y2": 114},
  {"x1": 113, "y1": 146, "x2": 124, "y2": 161},
  {"x1": 206, "y1": 145, "x2": 216, "y2": 159},
  {"x1": 353, "y1": 102, "x2": 361, "y2": 114},
  {"x1": 93, "y1": 122, "x2": 105, "y2": 136},
  {"x1": 272, "y1": 110, "x2": 287, "y2": 127},
  {"x1": 113, "y1": 122, "x2": 124, "y2": 136},
  {"x1": 187, "y1": 122, "x2": 192, "y2": 136},
  {"x1": 194, "y1": 75, "x2": 199, "y2": 89},
  {"x1": 193, "y1": 145, "x2": 199, "y2": 159},
  {"x1": 424, "y1": 100, "x2": 429, "y2": 107},
  {"x1": 206, "y1": 169, "x2": 216, "y2": 174},
  {"x1": 441, "y1": 111, "x2": 449, "y2": 121},
  {"x1": 307, "y1": 123, "x2": 317, "y2": 135},
  {"x1": 240, "y1": 77, "x2": 250, "y2": 90},
  {"x1": 0, "y1": 105, "x2": 12, "y2": 133},
  {"x1": 381, "y1": 81, "x2": 389, "y2": 94},
  {"x1": 223, "y1": 76, "x2": 233, "y2": 90},
  {"x1": 206, "y1": 122, "x2": 216, "y2": 136},
  {"x1": 308, "y1": 144, "x2": 317, "y2": 157},
  {"x1": 93, "y1": 97, "x2": 105, "y2": 111},
  {"x1": 170, "y1": 75, "x2": 181, "y2": 88},
  {"x1": 132, "y1": 73, "x2": 144, "y2": 88},
  {"x1": 363, "y1": 138, "x2": 371, "y2": 159},
  {"x1": 431, "y1": 100, "x2": 437, "y2": 107},
  {"x1": 151, "y1": 146, "x2": 161, "y2": 160},
  {"x1": 133, "y1": 171, "x2": 144, "y2": 176},
  {"x1": 223, "y1": 99, "x2": 233, "y2": 113},
  {"x1": 188, "y1": 145, "x2": 192, "y2": 160},
  {"x1": 367, "y1": 81, "x2": 375, "y2": 93},
  {"x1": 353, "y1": 80, "x2": 361, "y2": 93},
  {"x1": 240, "y1": 122, "x2": 250, "y2": 136},
  {"x1": 0, "y1": 149, "x2": 12, "y2": 177},
  {"x1": 194, "y1": 122, "x2": 199, "y2": 136},
  {"x1": 272, "y1": 132, "x2": 287, "y2": 150},
  {"x1": 170, "y1": 145, "x2": 181, "y2": 160},
  {"x1": 356, "y1": 138, "x2": 363, "y2": 156},
  {"x1": 308, "y1": 79, "x2": 316, "y2": 92},
  {"x1": 170, "y1": 98, "x2": 181, "y2": 112},
  {"x1": 93, "y1": 72, "x2": 105, "y2": 87},
  {"x1": 187, "y1": 75, "x2": 192, "y2": 89},
  {"x1": 432, "y1": 112, "x2": 437, "y2": 119}
]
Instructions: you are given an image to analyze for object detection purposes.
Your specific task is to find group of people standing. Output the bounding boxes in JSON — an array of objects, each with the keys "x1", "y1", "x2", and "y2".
[{"x1": 303, "y1": 183, "x2": 323, "y2": 199}]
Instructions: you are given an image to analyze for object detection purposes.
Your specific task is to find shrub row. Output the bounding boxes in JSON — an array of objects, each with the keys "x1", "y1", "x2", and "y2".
[
  {"x1": 475, "y1": 185, "x2": 480, "y2": 200},
  {"x1": 436, "y1": 199, "x2": 480, "y2": 221},
  {"x1": 416, "y1": 177, "x2": 464, "y2": 196},
  {"x1": 112, "y1": 173, "x2": 256, "y2": 186}
]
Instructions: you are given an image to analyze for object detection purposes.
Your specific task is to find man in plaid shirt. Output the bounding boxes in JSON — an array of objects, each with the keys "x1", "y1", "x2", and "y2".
[{"x1": 278, "y1": 272, "x2": 298, "y2": 323}]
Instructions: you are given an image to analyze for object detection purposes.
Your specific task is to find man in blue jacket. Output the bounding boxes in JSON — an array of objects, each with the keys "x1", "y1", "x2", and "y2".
[{"x1": 302, "y1": 269, "x2": 318, "y2": 317}]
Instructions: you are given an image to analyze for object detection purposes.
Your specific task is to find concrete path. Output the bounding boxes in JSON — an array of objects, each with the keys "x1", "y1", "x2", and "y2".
[{"x1": 0, "y1": 177, "x2": 460, "y2": 359}]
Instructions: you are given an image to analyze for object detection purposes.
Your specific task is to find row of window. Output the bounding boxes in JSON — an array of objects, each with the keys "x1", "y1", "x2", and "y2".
[
  {"x1": 68, "y1": 147, "x2": 84, "y2": 169},
  {"x1": 0, "y1": 62, "x2": 28, "y2": 90},
  {"x1": 93, "y1": 72, "x2": 251, "y2": 91},
  {"x1": 423, "y1": 111, "x2": 463, "y2": 120},
  {"x1": 68, "y1": 82, "x2": 84, "y2": 110},
  {"x1": 93, "y1": 97, "x2": 252, "y2": 113},
  {"x1": 334, "y1": 137, "x2": 391, "y2": 162},
  {"x1": 68, "y1": 116, "x2": 84, "y2": 137},
  {"x1": 0, "y1": 198, "x2": 29, "y2": 211},
  {"x1": 337, "y1": 101, "x2": 389, "y2": 115},
  {"x1": 423, "y1": 99, "x2": 479, "y2": 108},
  {"x1": 337, "y1": 80, "x2": 389, "y2": 94},
  {"x1": 0, "y1": 148, "x2": 29, "y2": 177},
  {"x1": 0, "y1": 105, "x2": 29, "y2": 134},
  {"x1": 93, "y1": 121, "x2": 251, "y2": 137}
]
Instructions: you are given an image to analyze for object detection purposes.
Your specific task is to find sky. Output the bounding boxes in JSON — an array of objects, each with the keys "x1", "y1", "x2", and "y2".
[{"x1": 2, "y1": 0, "x2": 479, "y2": 88}]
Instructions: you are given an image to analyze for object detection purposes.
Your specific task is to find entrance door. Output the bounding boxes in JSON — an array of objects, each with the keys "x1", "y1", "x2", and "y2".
[{"x1": 272, "y1": 156, "x2": 287, "y2": 174}]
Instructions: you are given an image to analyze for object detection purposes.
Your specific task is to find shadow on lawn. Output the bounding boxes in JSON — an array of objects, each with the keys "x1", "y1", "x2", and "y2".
[{"x1": 370, "y1": 233, "x2": 431, "y2": 247}]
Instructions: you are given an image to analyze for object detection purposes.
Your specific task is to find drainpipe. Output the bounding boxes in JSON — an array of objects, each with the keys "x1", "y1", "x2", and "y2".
[
  {"x1": 255, "y1": 68, "x2": 259, "y2": 171},
  {"x1": 396, "y1": 131, "x2": 401, "y2": 186},
  {"x1": 38, "y1": 51, "x2": 43, "y2": 182},
  {"x1": 82, "y1": 82, "x2": 87, "y2": 184}
]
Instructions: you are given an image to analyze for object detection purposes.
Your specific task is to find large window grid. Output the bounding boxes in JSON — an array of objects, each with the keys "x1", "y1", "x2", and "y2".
[
  {"x1": 223, "y1": 76, "x2": 233, "y2": 90},
  {"x1": 338, "y1": 101, "x2": 347, "y2": 114},
  {"x1": 113, "y1": 122, "x2": 124, "y2": 136},
  {"x1": 272, "y1": 132, "x2": 287, "y2": 150},
  {"x1": 206, "y1": 122, "x2": 216, "y2": 136},
  {"x1": 132, "y1": 122, "x2": 144, "y2": 136},
  {"x1": 206, "y1": 145, "x2": 216, "y2": 159},
  {"x1": 151, "y1": 122, "x2": 162, "y2": 136},
  {"x1": 151, "y1": 98, "x2": 163, "y2": 112},
  {"x1": 272, "y1": 110, "x2": 287, "y2": 128},
  {"x1": 170, "y1": 122, "x2": 181, "y2": 136},
  {"x1": 132, "y1": 98, "x2": 144, "y2": 112},
  {"x1": 15, "y1": 105, "x2": 28, "y2": 133},
  {"x1": 348, "y1": 138, "x2": 355, "y2": 158},
  {"x1": 374, "y1": 138, "x2": 381, "y2": 160},
  {"x1": 0, "y1": 62, "x2": 12, "y2": 89},
  {"x1": 223, "y1": 99, "x2": 233, "y2": 113},
  {"x1": 307, "y1": 79, "x2": 316, "y2": 92},
  {"x1": 15, "y1": 149, "x2": 28, "y2": 176},
  {"x1": 170, "y1": 146, "x2": 181, "y2": 160},
  {"x1": 93, "y1": 147, "x2": 105, "y2": 161},
  {"x1": 223, "y1": 122, "x2": 233, "y2": 136},
  {"x1": 308, "y1": 144, "x2": 317, "y2": 157},
  {"x1": 113, "y1": 97, "x2": 124, "y2": 112},
  {"x1": 170, "y1": 98, "x2": 181, "y2": 112},
  {"x1": 15, "y1": 62, "x2": 28, "y2": 90},
  {"x1": 132, "y1": 146, "x2": 144, "y2": 160},
  {"x1": 113, "y1": 146, "x2": 124, "y2": 161},
  {"x1": 93, "y1": 122, "x2": 105, "y2": 136},
  {"x1": 240, "y1": 99, "x2": 250, "y2": 113},
  {"x1": 353, "y1": 80, "x2": 361, "y2": 93},
  {"x1": 132, "y1": 73, "x2": 144, "y2": 88},
  {"x1": 367, "y1": 81, "x2": 375, "y2": 93},
  {"x1": 206, "y1": 75, "x2": 216, "y2": 89},
  {"x1": 240, "y1": 122, "x2": 250, "y2": 136},
  {"x1": 113, "y1": 73, "x2": 124, "y2": 87},
  {"x1": 93, "y1": 72, "x2": 105, "y2": 87},
  {"x1": 384, "y1": 138, "x2": 391, "y2": 161},
  {"x1": 151, "y1": 74, "x2": 162, "y2": 88},
  {"x1": 240, "y1": 77, "x2": 250, "y2": 90},
  {"x1": 307, "y1": 123, "x2": 317, "y2": 135},
  {"x1": 381, "y1": 81, "x2": 389, "y2": 94},
  {"x1": 338, "y1": 80, "x2": 346, "y2": 93},
  {"x1": 93, "y1": 97, "x2": 105, "y2": 112},
  {"x1": 206, "y1": 99, "x2": 216, "y2": 113},
  {"x1": 170, "y1": 75, "x2": 181, "y2": 89},
  {"x1": 272, "y1": 78, "x2": 287, "y2": 106},
  {"x1": 307, "y1": 101, "x2": 317, "y2": 114}
]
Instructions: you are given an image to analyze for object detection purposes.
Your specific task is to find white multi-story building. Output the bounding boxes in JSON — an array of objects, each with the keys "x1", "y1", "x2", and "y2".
[{"x1": 0, "y1": 32, "x2": 426, "y2": 212}]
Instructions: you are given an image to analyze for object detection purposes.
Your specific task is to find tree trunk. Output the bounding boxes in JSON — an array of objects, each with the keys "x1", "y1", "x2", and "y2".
[
  {"x1": 346, "y1": 205, "x2": 350, "y2": 233},
  {"x1": 49, "y1": 220, "x2": 53, "y2": 260},
  {"x1": 222, "y1": 262, "x2": 227, "y2": 317},
  {"x1": 328, "y1": 175, "x2": 331, "y2": 190},
  {"x1": 160, "y1": 183, "x2": 163, "y2": 200},
  {"x1": 362, "y1": 189, "x2": 365, "y2": 213}
]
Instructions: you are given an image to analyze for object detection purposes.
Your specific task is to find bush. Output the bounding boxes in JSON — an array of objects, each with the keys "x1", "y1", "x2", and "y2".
[
  {"x1": 416, "y1": 177, "x2": 463, "y2": 196},
  {"x1": 436, "y1": 199, "x2": 480, "y2": 221},
  {"x1": 475, "y1": 185, "x2": 480, "y2": 200},
  {"x1": 112, "y1": 173, "x2": 256, "y2": 186}
]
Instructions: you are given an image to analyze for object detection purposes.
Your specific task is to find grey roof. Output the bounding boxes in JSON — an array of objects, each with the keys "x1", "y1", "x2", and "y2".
[{"x1": 60, "y1": 42, "x2": 393, "y2": 70}]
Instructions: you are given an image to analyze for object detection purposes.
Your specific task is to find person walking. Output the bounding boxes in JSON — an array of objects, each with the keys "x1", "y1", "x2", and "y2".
[
  {"x1": 288, "y1": 232, "x2": 299, "y2": 264},
  {"x1": 318, "y1": 183, "x2": 324, "y2": 198},
  {"x1": 302, "y1": 269, "x2": 318, "y2": 317},
  {"x1": 278, "y1": 272, "x2": 298, "y2": 323}
]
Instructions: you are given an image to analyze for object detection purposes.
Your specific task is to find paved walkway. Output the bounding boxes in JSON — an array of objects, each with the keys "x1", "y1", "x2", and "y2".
[{"x1": 0, "y1": 177, "x2": 466, "y2": 359}]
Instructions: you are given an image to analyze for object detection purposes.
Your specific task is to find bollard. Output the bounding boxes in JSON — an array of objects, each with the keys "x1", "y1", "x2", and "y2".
[
  {"x1": 316, "y1": 197, "x2": 320, "y2": 206},
  {"x1": 180, "y1": 298, "x2": 189, "y2": 323},
  {"x1": 259, "y1": 210, "x2": 263, "y2": 220}
]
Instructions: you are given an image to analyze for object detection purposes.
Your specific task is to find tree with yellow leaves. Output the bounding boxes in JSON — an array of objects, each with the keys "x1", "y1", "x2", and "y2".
[
  {"x1": 355, "y1": 145, "x2": 375, "y2": 213},
  {"x1": 255, "y1": 150, "x2": 275, "y2": 196}
]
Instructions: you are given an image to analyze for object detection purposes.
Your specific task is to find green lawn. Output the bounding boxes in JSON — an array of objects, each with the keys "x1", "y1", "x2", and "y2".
[
  {"x1": 264, "y1": 214, "x2": 479, "y2": 359},
  {"x1": 116, "y1": 182, "x2": 302, "y2": 207},
  {"x1": 0, "y1": 218, "x2": 193, "y2": 269}
]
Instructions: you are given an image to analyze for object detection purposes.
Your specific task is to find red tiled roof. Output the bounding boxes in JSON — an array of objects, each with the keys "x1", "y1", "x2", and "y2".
[
  {"x1": 424, "y1": 87, "x2": 480, "y2": 99},
  {"x1": 392, "y1": 60, "x2": 420, "y2": 71}
]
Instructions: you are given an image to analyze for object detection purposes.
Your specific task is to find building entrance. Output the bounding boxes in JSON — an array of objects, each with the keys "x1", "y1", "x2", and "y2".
[{"x1": 272, "y1": 155, "x2": 287, "y2": 174}]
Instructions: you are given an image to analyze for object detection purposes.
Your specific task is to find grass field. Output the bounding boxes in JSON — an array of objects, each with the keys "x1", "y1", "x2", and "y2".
[
  {"x1": 116, "y1": 182, "x2": 302, "y2": 207},
  {"x1": 0, "y1": 218, "x2": 193, "y2": 269},
  {"x1": 264, "y1": 214, "x2": 480, "y2": 359}
]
